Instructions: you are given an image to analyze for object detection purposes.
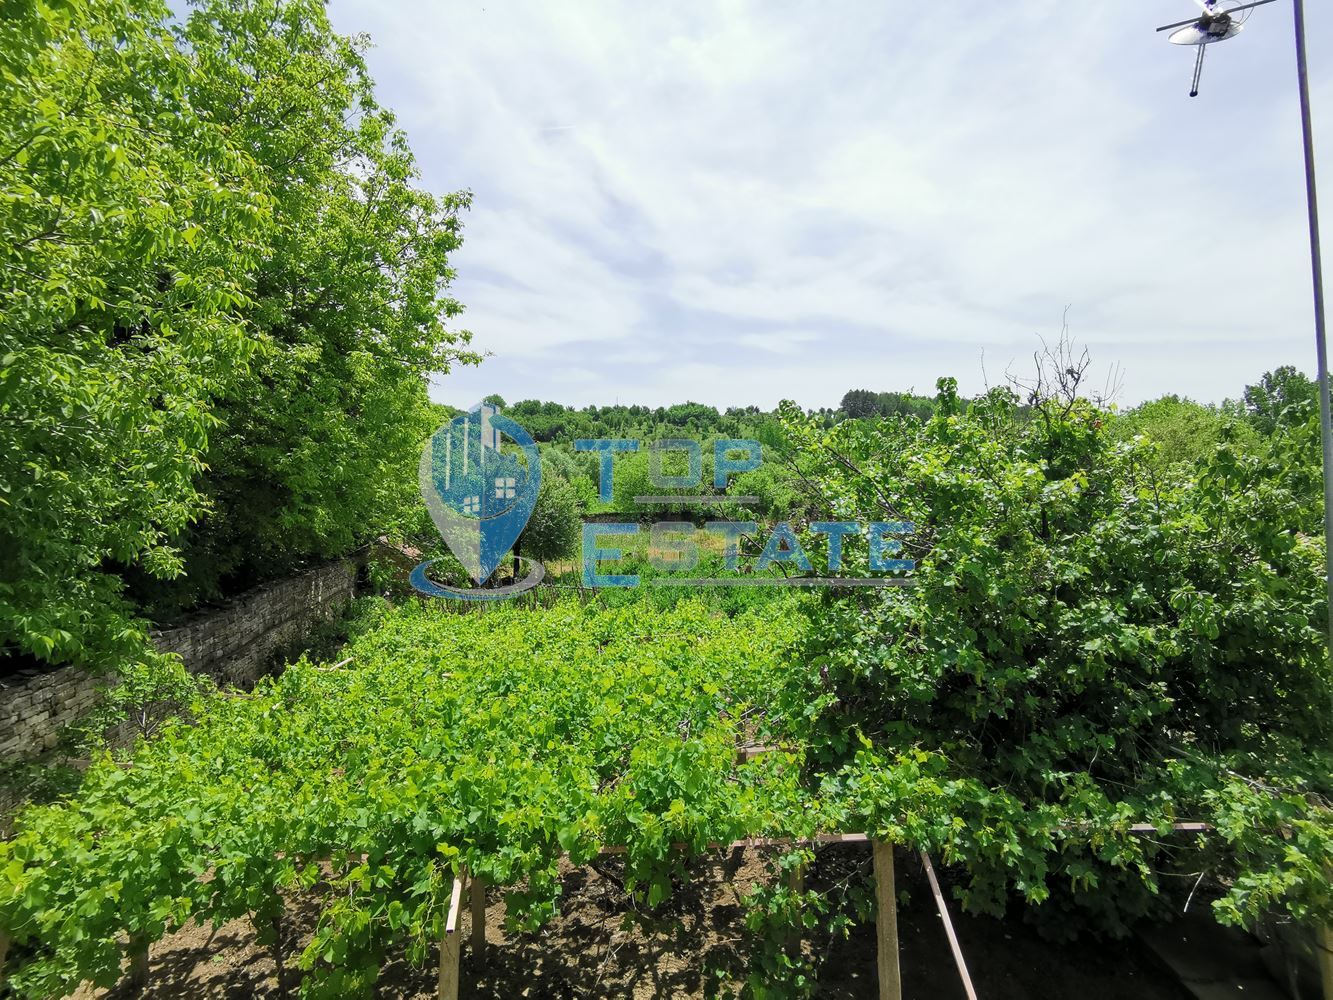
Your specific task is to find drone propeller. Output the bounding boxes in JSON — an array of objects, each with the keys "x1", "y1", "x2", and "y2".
[{"x1": 1157, "y1": 0, "x2": 1279, "y2": 32}]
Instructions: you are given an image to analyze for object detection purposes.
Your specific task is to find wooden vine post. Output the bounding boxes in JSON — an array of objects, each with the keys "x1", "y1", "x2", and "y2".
[
  {"x1": 920, "y1": 850, "x2": 978, "y2": 1000},
  {"x1": 470, "y1": 874, "x2": 486, "y2": 954},
  {"x1": 437, "y1": 872, "x2": 464, "y2": 1000},
  {"x1": 1318, "y1": 924, "x2": 1333, "y2": 1000},
  {"x1": 127, "y1": 933, "x2": 149, "y2": 992},
  {"x1": 872, "y1": 841, "x2": 902, "y2": 1000},
  {"x1": 785, "y1": 861, "x2": 805, "y2": 959}
]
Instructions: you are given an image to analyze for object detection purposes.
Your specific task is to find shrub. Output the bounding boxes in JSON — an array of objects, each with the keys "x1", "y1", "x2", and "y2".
[{"x1": 780, "y1": 372, "x2": 1332, "y2": 935}]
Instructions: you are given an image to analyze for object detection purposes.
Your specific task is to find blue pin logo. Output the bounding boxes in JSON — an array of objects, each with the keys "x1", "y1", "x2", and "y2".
[{"x1": 411, "y1": 402, "x2": 545, "y2": 599}]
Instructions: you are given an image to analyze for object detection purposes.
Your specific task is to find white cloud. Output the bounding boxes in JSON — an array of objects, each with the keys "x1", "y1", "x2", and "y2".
[{"x1": 329, "y1": 0, "x2": 1333, "y2": 409}]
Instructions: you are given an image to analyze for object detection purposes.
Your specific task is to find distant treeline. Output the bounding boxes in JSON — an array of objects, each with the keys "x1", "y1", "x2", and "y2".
[{"x1": 458, "y1": 365, "x2": 1320, "y2": 453}]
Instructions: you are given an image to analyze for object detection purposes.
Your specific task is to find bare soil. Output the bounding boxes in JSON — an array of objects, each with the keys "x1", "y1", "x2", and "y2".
[{"x1": 74, "y1": 845, "x2": 1192, "y2": 999}]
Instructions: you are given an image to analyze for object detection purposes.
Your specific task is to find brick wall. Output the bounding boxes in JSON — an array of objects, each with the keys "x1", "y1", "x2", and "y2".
[{"x1": 0, "y1": 559, "x2": 360, "y2": 760}]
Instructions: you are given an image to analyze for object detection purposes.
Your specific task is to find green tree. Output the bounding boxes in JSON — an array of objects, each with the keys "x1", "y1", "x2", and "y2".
[
  {"x1": 661, "y1": 401, "x2": 720, "y2": 429},
  {"x1": 2, "y1": 0, "x2": 475, "y2": 669},
  {"x1": 1242, "y1": 366, "x2": 1318, "y2": 436},
  {"x1": 875, "y1": 391, "x2": 934, "y2": 421},
  {"x1": 126, "y1": 0, "x2": 477, "y2": 615},
  {"x1": 0, "y1": 0, "x2": 270, "y2": 667},
  {"x1": 517, "y1": 474, "x2": 581, "y2": 566},
  {"x1": 610, "y1": 449, "x2": 655, "y2": 511},
  {"x1": 1116, "y1": 394, "x2": 1258, "y2": 468},
  {"x1": 838, "y1": 389, "x2": 879, "y2": 419}
]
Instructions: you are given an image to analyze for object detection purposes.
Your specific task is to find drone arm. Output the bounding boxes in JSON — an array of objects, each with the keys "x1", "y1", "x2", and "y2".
[
  {"x1": 1158, "y1": 0, "x2": 1278, "y2": 32},
  {"x1": 1223, "y1": 0, "x2": 1278, "y2": 13}
]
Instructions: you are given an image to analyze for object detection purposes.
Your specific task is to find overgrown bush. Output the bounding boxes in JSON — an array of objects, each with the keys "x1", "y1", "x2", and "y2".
[{"x1": 780, "y1": 368, "x2": 1332, "y2": 936}]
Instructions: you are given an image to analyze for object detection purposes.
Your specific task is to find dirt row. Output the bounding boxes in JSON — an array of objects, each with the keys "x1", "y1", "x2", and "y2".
[{"x1": 75, "y1": 846, "x2": 1192, "y2": 999}]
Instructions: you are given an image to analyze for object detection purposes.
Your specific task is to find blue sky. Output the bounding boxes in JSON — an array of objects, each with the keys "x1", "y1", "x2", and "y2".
[{"x1": 326, "y1": 0, "x2": 1332, "y2": 410}]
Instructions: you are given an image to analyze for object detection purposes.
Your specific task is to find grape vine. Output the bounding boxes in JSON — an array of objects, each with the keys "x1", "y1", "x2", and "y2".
[{"x1": 0, "y1": 598, "x2": 818, "y2": 997}]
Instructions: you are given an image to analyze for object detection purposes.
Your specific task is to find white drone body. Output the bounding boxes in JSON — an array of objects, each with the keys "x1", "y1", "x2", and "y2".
[{"x1": 1157, "y1": 0, "x2": 1278, "y2": 96}]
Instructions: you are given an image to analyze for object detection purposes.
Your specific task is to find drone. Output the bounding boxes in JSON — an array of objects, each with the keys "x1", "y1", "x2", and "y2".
[{"x1": 1157, "y1": 0, "x2": 1278, "y2": 96}]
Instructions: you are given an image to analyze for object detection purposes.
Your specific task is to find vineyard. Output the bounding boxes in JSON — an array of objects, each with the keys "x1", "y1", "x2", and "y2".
[
  {"x1": 6, "y1": 579, "x2": 1330, "y2": 997},
  {"x1": 6, "y1": 369, "x2": 1333, "y2": 997},
  {"x1": 1, "y1": 597, "x2": 821, "y2": 996}
]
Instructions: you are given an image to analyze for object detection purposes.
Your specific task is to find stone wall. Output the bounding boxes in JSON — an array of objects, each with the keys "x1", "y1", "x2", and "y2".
[
  {"x1": 0, "y1": 666, "x2": 102, "y2": 759},
  {"x1": 151, "y1": 558, "x2": 359, "y2": 687},
  {"x1": 0, "y1": 559, "x2": 360, "y2": 760}
]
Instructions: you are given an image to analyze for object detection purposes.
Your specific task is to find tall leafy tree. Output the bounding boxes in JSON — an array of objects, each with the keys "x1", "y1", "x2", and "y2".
[
  {"x1": 516, "y1": 474, "x2": 581, "y2": 568},
  {"x1": 1242, "y1": 365, "x2": 1318, "y2": 436},
  {"x1": 0, "y1": 0, "x2": 270, "y2": 667},
  {"x1": 126, "y1": 0, "x2": 477, "y2": 614},
  {"x1": 2, "y1": 0, "x2": 476, "y2": 668},
  {"x1": 1116, "y1": 394, "x2": 1258, "y2": 469}
]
